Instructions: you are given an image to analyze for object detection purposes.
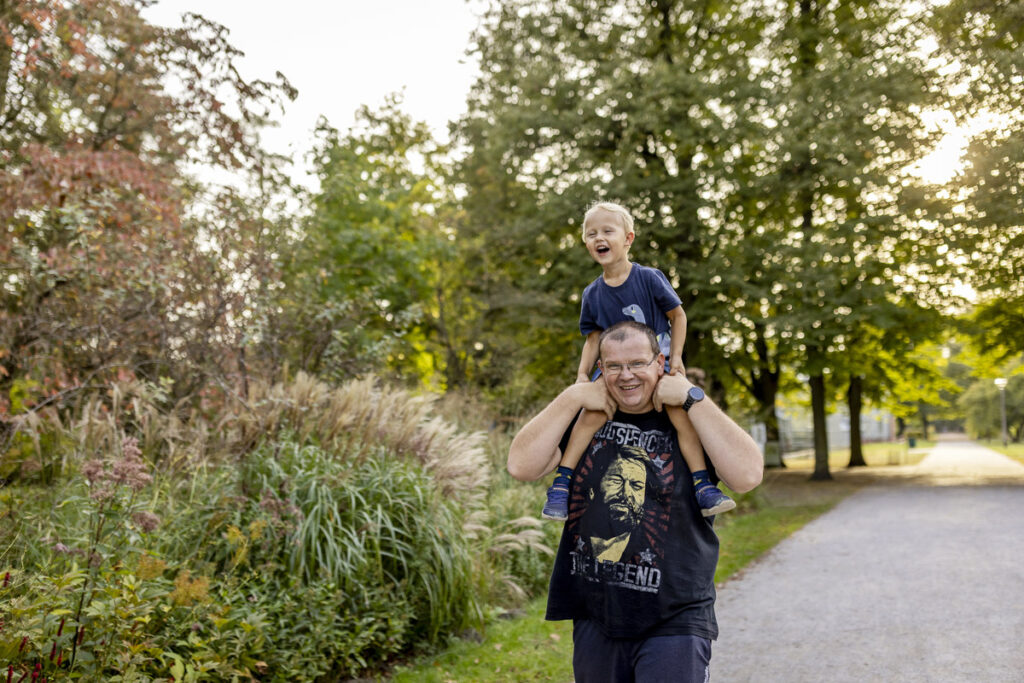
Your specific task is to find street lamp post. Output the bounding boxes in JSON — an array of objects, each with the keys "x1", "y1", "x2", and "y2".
[{"x1": 994, "y1": 378, "x2": 1008, "y2": 447}]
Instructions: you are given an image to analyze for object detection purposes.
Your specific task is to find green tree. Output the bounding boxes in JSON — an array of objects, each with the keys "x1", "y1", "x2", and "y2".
[
  {"x1": 932, "y1": 1, "x2": 1024, "y2": 357},
  {"x1": 270, "y1": 99, "x2": 467, "y2": 387},
  {"x1": 0, "y1": 0, "x2": 294, "y2": 419},
  {"x1": 960, "y1": 363, "x2": 1024, "y2": 443},
  {"x1": 746, "y1": 0, "x2": 942, "y2": 479},
  {"x1": 456, "y1": 0, "x2": 769, "y2": 401},
  {"x1": 828, "y1": 299, "x2": 948, "y2": 466},
  {"x1": 879, "y1": 339, "x2": 964, "y2": 440}
]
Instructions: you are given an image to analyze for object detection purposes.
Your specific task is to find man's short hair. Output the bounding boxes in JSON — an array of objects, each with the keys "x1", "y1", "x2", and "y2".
[{"x1": 598, "y1": 321, "x2": 659, "y2": 359}]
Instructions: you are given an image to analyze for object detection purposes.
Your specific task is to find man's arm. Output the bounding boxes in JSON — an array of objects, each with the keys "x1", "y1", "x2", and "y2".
[
  {"x1": 507, "y1": 380, "x2": 616, "y2": 482},
  {"x1": 654, "y1": 372, "x2": 763, "y2": 493}
]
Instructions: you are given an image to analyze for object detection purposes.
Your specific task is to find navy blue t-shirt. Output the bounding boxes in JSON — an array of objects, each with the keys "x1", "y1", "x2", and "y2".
[
  {"x1": 545, "y1": 409, "x2": 720, "y2": 639},
  {"x1": 579, "y1": 263, "x2": 682, "y2": 357}
]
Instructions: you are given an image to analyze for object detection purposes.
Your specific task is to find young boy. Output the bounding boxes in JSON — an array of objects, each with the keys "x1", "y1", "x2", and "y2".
[{"x1": 541, "y1": 202, "x2": 736, "y2": 521}]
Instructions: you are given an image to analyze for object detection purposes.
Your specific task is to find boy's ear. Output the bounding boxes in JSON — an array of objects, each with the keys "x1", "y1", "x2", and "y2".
[{"x1": 625, "y1": 230, "x2": 635, "y2": 246}]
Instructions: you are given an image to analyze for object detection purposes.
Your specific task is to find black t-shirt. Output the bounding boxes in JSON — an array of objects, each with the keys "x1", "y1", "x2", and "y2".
[{"x1": 545, "y1": 409, "x2": 720, "y2": 640}]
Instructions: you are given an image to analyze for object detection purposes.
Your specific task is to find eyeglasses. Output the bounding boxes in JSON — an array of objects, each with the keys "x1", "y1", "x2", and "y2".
[{"x1": 601, "y1": 356, "x2": 658, "y2": 376}]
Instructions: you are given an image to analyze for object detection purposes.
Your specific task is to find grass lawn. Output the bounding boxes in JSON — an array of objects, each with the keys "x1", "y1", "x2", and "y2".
[
  {"x1": 780, "y1": 439, "x2": 932, "y2": 470},
  {"x1": 979, "y1": 439, "x2": 1024, "y2": 466},
  {"x1": 387, "y1": 441, "x2": 918, "y2": 682}
]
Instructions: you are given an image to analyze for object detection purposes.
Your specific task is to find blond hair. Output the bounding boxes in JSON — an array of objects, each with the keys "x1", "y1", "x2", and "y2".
[{"x1": 582, "y1": 202, "x2": 635, "y2": 238}]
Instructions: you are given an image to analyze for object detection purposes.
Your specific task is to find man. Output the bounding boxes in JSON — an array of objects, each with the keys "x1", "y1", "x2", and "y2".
[{"x1": 507, "y1": 321, "x2": 763, "y2": 682}]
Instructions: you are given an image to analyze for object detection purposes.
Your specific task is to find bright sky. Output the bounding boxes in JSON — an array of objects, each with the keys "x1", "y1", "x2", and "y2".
[
  {"x1": 143, "y1": 2, "x2": 986, "y2": 192},
  {"x1": 911, "y1": 110, "x2": 971, "y2": 185},
  {"x1": 143, "y1": 1, "x2": 485, "y2": 186}
]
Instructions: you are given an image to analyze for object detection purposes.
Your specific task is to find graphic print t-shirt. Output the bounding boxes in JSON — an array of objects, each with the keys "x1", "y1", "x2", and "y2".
[
  {"x1": 579, "y1": 263, "x2": 682, "y2": 358},
  {"x1": 545, "y1": 410, "x2": 719, "y2": 640}
]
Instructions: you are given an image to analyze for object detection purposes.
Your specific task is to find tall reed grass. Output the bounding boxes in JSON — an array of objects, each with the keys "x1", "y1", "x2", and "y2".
[{"x1": 1, "y1": 372, "x2": 551, "y2": 679}]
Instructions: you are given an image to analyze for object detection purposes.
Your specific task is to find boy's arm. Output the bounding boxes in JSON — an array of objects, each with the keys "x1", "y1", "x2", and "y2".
[
  {"x1": 666, "y1": 305, "x2": 686, "y2": 374},
  {"x1": 577, "y1": 331, "x2": 601, "y2": 383}
]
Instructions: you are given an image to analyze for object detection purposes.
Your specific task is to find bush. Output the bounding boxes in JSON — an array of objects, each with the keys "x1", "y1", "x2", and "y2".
[{"x1": 1, "y1": 374, "x2": 552, "y2": 680}]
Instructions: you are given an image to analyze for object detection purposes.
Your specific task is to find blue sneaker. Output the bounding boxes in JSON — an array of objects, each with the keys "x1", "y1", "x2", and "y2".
[
  {"x1": 542, "y1": 483, "x2": 569, "y2": 520},
  {"x1": 696, "y1": 485, "x2": 736, "y2": 517}
]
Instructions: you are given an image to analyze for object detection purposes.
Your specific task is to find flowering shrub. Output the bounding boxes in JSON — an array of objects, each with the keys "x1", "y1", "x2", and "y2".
[
  {"x1": 0, "y1": 378, "x2": 551, "y2": 680},
  {"x1": 1, "y1": 434, "x2": 172, "y2": 678}
]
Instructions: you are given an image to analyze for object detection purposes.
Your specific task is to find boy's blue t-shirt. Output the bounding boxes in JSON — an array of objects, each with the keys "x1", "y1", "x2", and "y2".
[{"x1": 579, "y1": 263, "x2": 682, "y2": 357}]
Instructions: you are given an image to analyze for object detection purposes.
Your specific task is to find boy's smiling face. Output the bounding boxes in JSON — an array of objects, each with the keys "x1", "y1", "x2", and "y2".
[{"x1": 583, "y1": 208, "x2": 634, "y2": 268}]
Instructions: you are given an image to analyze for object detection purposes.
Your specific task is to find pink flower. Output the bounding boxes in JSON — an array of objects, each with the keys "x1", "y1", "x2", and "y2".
[
  {"x1": 82, "y1": 435, "x2": 154, "y2": 494},
  {"x1": 121, "y1": 436, "x2": 142, "y2": 460},
  {"x1": 112, "y1": 438, "x2": 152, "y2": 491},
  {"x1": 131, "y1": 511, "x2": 161, "y2": 533},
  {"x1": 89, "y1": 485, "x2": 113, "y2": 502},
  {"x1": 81, "y1": 459, "x2": 105, "y2": 482}
]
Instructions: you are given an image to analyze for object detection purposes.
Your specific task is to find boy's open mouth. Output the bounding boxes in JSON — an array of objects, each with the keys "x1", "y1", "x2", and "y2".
[{"x1": 596, "y1": 246, "x2": 610, "y2": 254}]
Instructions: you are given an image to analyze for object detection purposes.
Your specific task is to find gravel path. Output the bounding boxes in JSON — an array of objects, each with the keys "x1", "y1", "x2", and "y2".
[{"x1": 712, "y1": 440, "x2": 1024, "y2": 682}]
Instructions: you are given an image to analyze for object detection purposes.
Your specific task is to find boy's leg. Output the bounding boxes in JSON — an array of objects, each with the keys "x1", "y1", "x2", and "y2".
[
  {"x1": 666, "y1": 405, "x2": 736, "y2": 517},
  {"x1": 542, "y1": 408, "x2": 608, "y2": 521}
]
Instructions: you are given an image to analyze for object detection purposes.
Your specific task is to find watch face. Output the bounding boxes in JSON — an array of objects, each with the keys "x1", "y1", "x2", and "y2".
[{"x1": 689, "y1": 386, "x2": 705, "y2": 402}]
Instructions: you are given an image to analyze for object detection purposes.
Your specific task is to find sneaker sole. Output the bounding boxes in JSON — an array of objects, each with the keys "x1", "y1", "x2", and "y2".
[
  {"x1": 701, "y1": 499, "x2": 737, "y2": 517},
  {"x1": 541, "y1": 510, "x2": 568, "y2": 521}
]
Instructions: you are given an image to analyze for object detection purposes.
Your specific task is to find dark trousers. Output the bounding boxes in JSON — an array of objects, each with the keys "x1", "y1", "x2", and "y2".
[{"x1": 572, "y1": 619, "x2": 712, "y2": 683}]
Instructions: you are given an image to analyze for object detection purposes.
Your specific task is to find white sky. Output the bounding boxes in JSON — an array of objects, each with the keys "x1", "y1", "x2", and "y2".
[
  {"x1": 143, "y1": 1, "x2": 485, "y2": 187},
  {"x1": 142, "y1": 2, "x2": 984, "y2": 192}
]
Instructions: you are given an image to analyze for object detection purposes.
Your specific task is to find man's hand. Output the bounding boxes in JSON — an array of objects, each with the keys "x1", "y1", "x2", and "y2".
[
  {"x1": 507, "y1": 375, "x2": 617, "y2": 482},
  {"x1": 653, "y1": 371, "x2": 694, "y2": 412},
  {"x1": 574, "y1": 375, "x2": 618, "y2": 419}
]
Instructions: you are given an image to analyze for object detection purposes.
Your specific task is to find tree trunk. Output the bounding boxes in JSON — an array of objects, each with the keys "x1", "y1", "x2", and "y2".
[
  {"x1": 752, "y1": 395, "x2": 784, "y2": 468},
  {"x1": 847, "y1": 375, "x2": 866, "y2": 467},
  {"x1": 809, "y1": 372, "x2": 832, "y2": 480},
  {"x1": 919, "y1": 402, "x2": 930, "y2": 440},
  {"x1": 762, "y1": 406, "x2": 784, "y2": 468},
  {"x1": 750, "y1": 322, "x2": 783, "y2": 467}
]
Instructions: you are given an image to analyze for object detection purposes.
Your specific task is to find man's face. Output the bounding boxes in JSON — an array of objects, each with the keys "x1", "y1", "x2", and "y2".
[
  {"x1": 599, "y1": 456, "x2": 647, "y2": 532},
  {"x1": 600, "y1": 331, "x2": 664, "y2": 413}
]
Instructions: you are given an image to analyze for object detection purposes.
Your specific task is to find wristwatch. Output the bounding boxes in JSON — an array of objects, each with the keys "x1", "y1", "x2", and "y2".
[{"x1": 681, "y1": 386, "x2": 705, "y2": 412}]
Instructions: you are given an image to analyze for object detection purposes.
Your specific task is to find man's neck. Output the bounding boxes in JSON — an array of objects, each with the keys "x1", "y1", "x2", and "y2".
[
  {"x1": 601, "y1": 260, "x2": 632, "y2": 286},
  {"x1": 618, "y1": 405, "x2": 655, "y2": 415}
]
